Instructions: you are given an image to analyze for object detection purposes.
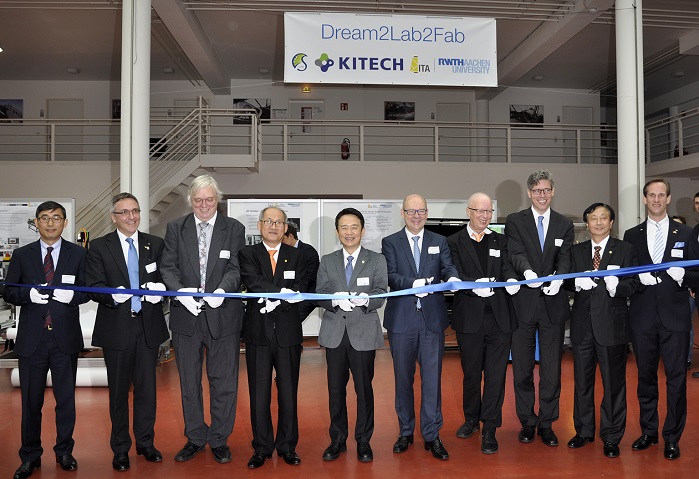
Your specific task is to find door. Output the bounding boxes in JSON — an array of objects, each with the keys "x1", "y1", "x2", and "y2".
[
  {"x1": 436, "y1": 102, "x2": 470, "y2": 162},
  {"x1": 47, "y1": 99, "x2": 84, "y2": 161},
  {"x1": 288, "y1": 99, "x2": 325, "y2": 161}
]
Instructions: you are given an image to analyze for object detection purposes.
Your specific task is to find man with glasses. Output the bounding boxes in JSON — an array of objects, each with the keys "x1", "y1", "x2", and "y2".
[
  {"x1": 447, "y1": 193, "x2": 518, "y2": 455},
  {"x1": 382, "y1": 194, "x2": 459, "y2": 460},
  {"x1": 161, "y1": 174, "x2": 246, "y2": 465},
  {"x1": 623, "y1": 179, "x2": 699, "y2": 460},
  {"x1": 4, "y1": 201, "x2": 90, "y2": 479},
  {"x1": 505, "y1": 169, "x2": 574, "y2": 448},
  {"x1": 239, "y1": 206, "x2": 308, "y2": 469},
  {"x1": 85, "y1": 193, "x2": 169, "y2": 470}
]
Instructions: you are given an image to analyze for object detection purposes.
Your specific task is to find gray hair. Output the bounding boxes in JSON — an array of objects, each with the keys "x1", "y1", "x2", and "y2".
[
  {"x1": 258, "y1": 206, "x2": 287, "y2": 222},
  {"x1": 187, "y1": 174, "x2": 223, "y2": 206},
  {"x1": 527, "y1": 169, "x2": 555, "y2": 190}
]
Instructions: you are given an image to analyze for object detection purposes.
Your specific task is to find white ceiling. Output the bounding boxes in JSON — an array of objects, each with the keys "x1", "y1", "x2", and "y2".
[{"x1": 1, "y1": 0, "x2": 699, "y2": 102}]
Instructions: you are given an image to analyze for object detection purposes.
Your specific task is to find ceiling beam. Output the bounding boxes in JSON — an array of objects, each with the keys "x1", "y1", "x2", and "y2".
[{"x1": 152, "y1": 0, "x2": 230, "y2": 95}]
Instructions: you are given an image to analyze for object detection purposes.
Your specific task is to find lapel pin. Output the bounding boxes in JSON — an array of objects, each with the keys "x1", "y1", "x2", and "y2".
[
  {"x1": 672, "y1": 229, "x2": 678, "y2": 234},
  {"x1": 284, "y1": 259, "x2": 288, "y2": 263},
  {"x1": 362, "y1": 260, "x2": 365, "y2": 264},
  {"x1": 144, "y1": 244, "x2": 150, "y2": 250}
]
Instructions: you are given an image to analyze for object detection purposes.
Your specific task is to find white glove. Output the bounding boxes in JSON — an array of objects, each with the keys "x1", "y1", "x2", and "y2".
[
  {"x1": 280, "y1": 287, "x2": 303, "y2": 303},
  {"x1": 524, "y1": 270, "x2": 543, "y2": 288},
  {"x1": 505, "y1": 278, "x2": 520, "y2": 295},
  {"x1": 203, "y1": 288, "x2": 225, "y2": 309},
  {"x1": 543, "y1": 279, "x2": 563, "y2": 296},
  {"x1": 667, "y1": 266, "x2": 685, "y2": 286},
  {"x1": 638, "y1": 272, "x2": 661, "y2": 286},
  {"x1": 263, "y1": 298, "x2": 281, "y2": 313},
  {"x1": 30, "y1": 288, "x2": 49, "y2": 304},
  {"x1": 447, "y1": 276, "x2": 461, "y2": 292},
  {"x1": 604, "y1": 275, "x2": 619, "y2": 297},
  {"x1": 112, "y1": 285, "x2": 132, "y2": 304},
  {"x1": 350, "y1": 292, "x2": 369, "y2": 307},
  {"x1": 473, "y1": 277, "x2": 495, "y2": 298},
  {"x1": 413, "y1": 278, "x2": 428, "y2": 298},
  {"x1": 331, "y1": 292, "x2": 355, "y2": 311},
  {"x1": 575, "y1": 276, "x2": 598, "y2": 291},
  {"x1": 142, "y1": 282, "x2": 166, "y2": 304},
  {"x1": 52, "y1": 288, "x2": 74, "y2": 304},
  {"x1": 176, "y1": 287, "x2": 202, "y2": 316}
]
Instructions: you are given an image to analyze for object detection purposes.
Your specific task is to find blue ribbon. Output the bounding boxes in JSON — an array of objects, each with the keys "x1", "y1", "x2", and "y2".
[{"x1": 2, "y1": 260, "x2": 698, "y2": 301}]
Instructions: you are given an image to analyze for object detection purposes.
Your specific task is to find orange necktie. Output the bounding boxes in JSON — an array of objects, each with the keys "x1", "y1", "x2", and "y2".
[
  {"x1": 269, "y1": 249, "x2": 277, "y2": 274},
  {"x1": 471, "y1": 232, "x2": 484, "y2": 242}
]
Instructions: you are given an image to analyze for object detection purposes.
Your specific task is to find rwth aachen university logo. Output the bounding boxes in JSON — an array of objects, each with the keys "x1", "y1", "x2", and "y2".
[{"x1": 291, "y1": 53, "x2": 308, "y2": 71}]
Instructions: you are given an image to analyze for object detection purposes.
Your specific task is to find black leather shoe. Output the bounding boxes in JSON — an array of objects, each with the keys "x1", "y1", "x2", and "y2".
[
  {"x1": 481, "y1": 429, "x2": 498, "y2": 455},
  {"x1": 322, "y1": 442, "x2": 347, "y2": 461},
  {"x1": 212, "y1": 445, "x2": 231, "y2": 464},
  {"x1": 604, "y1": 442, "x2": 620, "y2": 458},
  {"x1": 247, "y1": 452, "x2": 271, "y2": 469},
  {"x1": 174, "y1": 442, "x2": 205, "y2": 462},
  {"x1": 631, "y1": 434, "x2": 658, "y2": 451},
  {"x1": 664, "y1": 442, "x2": 681, "y2": 460},
  {"x1": 424, "y1": 437, "x2": 449, "y2": 460},
  {"x1": 393, "y1": 435, "x2": 414, "y2": 453},
  {"x1": 518, "y1": 425, "x2": 535, "y2": 443},
  {"x1": 112, "y1": 453, "x2": 130, "y2": 472},
  {"x1": 456, "y1": 419, "x2": 480, "y2": 439},
  {"x1": 56, "y1": 454, "x2": 78, "y2": 471},
  {"x1": 567, "y1": 435, "x2": 594, "y2": 448},
  {"x1": 136, "y1": 446, "x2": 162, "y2": 462},
  {"x1": 692, "y1": 371, "x2": 699, "y2": 378},
  {"x1": 538, "y1": 428, "x2": 559, "y2": 446},
  {"x1": 13, "y1": 460, "x2": 40, "y2": 479},
  {"x1": 357, "y1": 442, "x2": 373, "y2": 462},
  {"x1": 280, "y1": 450, "x2": 301, "y2": 465}
]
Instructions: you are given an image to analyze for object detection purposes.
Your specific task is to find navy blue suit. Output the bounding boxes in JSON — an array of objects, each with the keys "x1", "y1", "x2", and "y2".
[
  {"x1": 3, "y1": 239, "x2": 89, "y2": 463},
  {"x1": 382, "y1": 229, "x2": 458, "y2": 441}
]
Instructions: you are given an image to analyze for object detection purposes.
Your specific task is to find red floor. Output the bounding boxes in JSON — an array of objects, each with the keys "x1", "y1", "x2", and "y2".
[{"x1": 1, "y1": 337, "x2": 698, "y2": 479}]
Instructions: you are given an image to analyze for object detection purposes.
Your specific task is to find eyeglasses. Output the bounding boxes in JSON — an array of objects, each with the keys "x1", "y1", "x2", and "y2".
[
  {"x1": 403, "y1": 208, "x2": 428, "y2": 217},
  {"x1": 192, "y1": 196, "x2": 217, "y2": 206},
  {"x1": 339, "y1": 225, "x2": 361, "y2": 233},
  {"x1": 468, "y1": 207, "x2": 494, "y2": 216},
  {"x1": 261, "y1": 219, "x2": 285, "y2": 227},
  {"x1": 530, "y1": 188, "x2": 553, "y2": 196},
  {"x1": 37, "y1": 215, "x2": 65, "y2": 224},
  {"x1": 112, "y1": 208, "x2": 141, "y2": 216}
]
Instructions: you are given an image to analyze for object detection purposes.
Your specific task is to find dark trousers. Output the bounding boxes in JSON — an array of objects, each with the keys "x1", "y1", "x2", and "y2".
[
  {"x1": 387, "y1": 310, "x2": 444, "y2": 442},
  {"x1": 18, "y1": 328, "x2": 78, "y2": 462},
  {"x1": 102, "y1": 316, "x2": 159, "y2": 453},
  {"x1": 571, "y1": 322, "x2": 627, "y2": 443},
  {"x1": 172, "y1": 313, "x2": 240, "y2": 448},
  {"x1": 246, "y1": 329, "x2": 301, "y2": 455},
  {"x1": 456, "y1": 311, "x2": 511, "y2": 431},
  {"x1": 326, "y1": 330, "x2": 376, "y2": 444},
  {"x1": 511, "y1": 297, "x2": 565, "y2": 429},
  {"x1": 630, "y1": 320, "x2": 689, "y2": 443}
]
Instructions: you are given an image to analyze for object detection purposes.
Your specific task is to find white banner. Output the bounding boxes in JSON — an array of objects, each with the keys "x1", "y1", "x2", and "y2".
[{"x1": 284, "y1": 12, "x2": 497, "y2": 87}]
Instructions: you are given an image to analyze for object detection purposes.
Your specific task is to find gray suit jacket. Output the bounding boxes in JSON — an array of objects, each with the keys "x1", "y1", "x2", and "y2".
[
  {"x1": 160, "y1": 212, "x2": 245, "y2": 339},
  {"x1": 316, "y1": 247, "x2": 388, "y2": 351}
]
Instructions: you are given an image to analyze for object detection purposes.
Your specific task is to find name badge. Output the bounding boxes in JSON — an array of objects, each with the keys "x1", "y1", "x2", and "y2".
[
  {"x1": 219, "y1": 250, "x2": 230, "y2": 259},
  {"x1": 489, "y1": 249, "x2": 500, "y2": 257},
  {"x1": 607, "y1": 265, "x2": 620, "y2": 270},
  {"x1": 145, "y1": 262, "x2": 157, "y2": 273},
  {"x1": 284, "y1": 270, "x2": 295, "y2": 279},
  {"x1": 357, "y1": 277, "x2": 370, "y2": 286},
  {"x1": 554, "y1": 238, "x2": 563, "y2": 247},
  {"x1": 671, "y1": 248, "x2": 683, "y2": 258},
  {"x1": 428, "y1": 246, "x2": 440, "y2": 254},
  {"x1": 62, "y1": 274, "x2": 76, "y2": 284}
]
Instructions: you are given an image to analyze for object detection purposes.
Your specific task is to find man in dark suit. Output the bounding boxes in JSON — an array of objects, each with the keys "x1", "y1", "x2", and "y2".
[
  {"x1": 161, "y1": 174, "x2": 246, "y2": 465},
  {"x1": 282, "y1": 220, "x2": 319, "y2": 320},
  {"x1": 382, "y1": 194, "x2": 460, "y2": 460},
  {"x1": 239, "y1": 206, "x2": 309, "y2": 469},
  {"x1": 85, "y1": 193, "x2": 169, "y2": 470},
  {"x1": 622, "y1": 178, "x2": 699, "y2": 460},
  {"x1": 564, "y1": 203, "x2": 639, "y2": 458},
  {"x1": 447, "y1": 193, "x2": 518, "y2": 455},
  {"x1": 505, "y1": 169, "x2": 574, "y2": 447},
  {"x1": 3, "y1": 201, "x2": 90, "y2": 479},
  {"x1": 316, "y1": 208, "x2": 388, "y2": 463}
]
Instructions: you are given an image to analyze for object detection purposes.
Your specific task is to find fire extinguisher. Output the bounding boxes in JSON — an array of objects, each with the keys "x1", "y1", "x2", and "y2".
[{"x1": 341, "y1": 138, "x2": 350, "y2": 160}]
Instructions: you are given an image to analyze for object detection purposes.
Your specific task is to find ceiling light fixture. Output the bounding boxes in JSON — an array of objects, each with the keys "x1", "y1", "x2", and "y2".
[
  {"x1": 532, "y1": 75, "x2": 544, "y2": 81},
  {"x1": 66, "y1": 67, "x2": 80, "y2": 74},
  {"x1": 0, "y1": 41, "x2": 4, "y2": 53},
  {"x1": 259, "y1": 67, "x2": 270, "y2": 74},
  {"x1": 671, "y1": 71, "x2": 685, "y2": 78},
  {"x1": 163, "y1": 67, "x2": 175, "y2": 74}
]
